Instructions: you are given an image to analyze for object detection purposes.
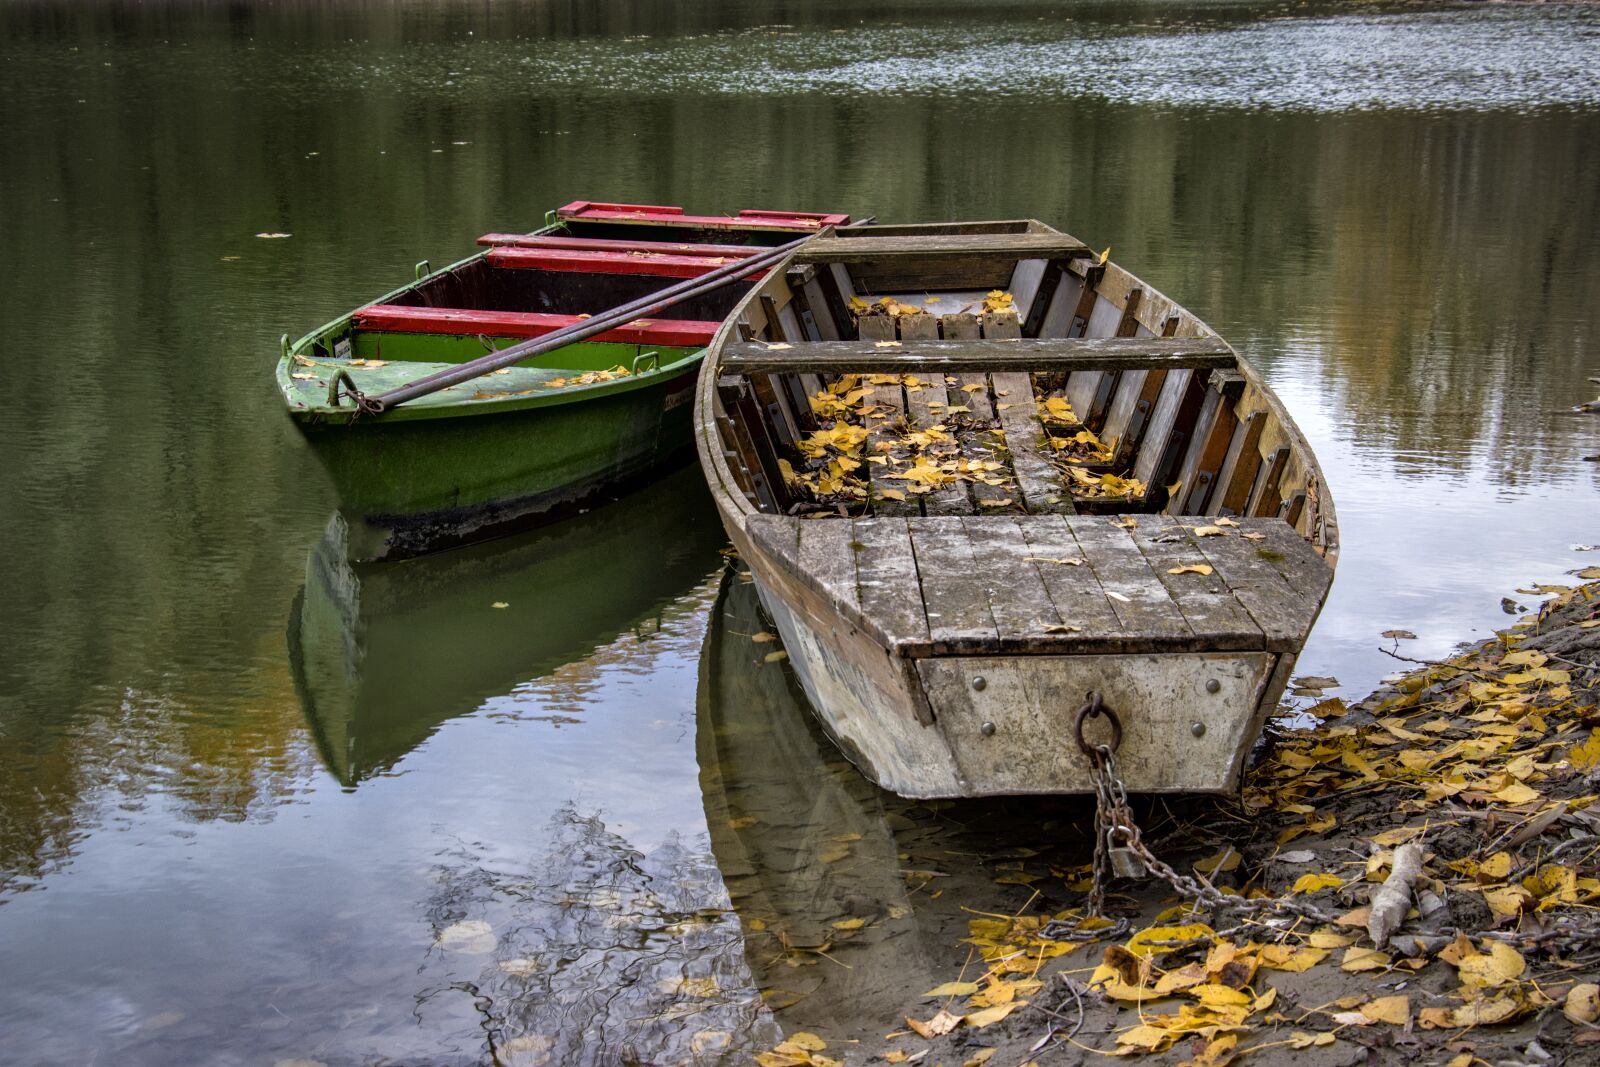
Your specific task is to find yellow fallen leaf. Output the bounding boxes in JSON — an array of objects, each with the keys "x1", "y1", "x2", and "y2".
[
  {"x1": 1127, "y1": 924, "x2": 1215, "y2": 957},
  {"x1": 1193, "y1": 525, "x2": 1226, "y2": 537},
  {"x1": 1168, "y1": 564, "x2": 1214, "y2": 576},
  {"x1": 491, "y1": 601, "x2": 509, "y2": 609},
  {"x1": 1115, "y1": 1024, "x2": 1176, "y2": 1053},
  {"x1": 1190, "y1": 983, "x2": 1252, "y2": 1009},
  {"x1": 874, "y1": 341, "x2": 901, "y2": 348},
  {"x1": 1258, "y1": 944, "x2": 1327, "y2": 972},
  {"x1": 1178, "y1": 1034, "x2": 1238, "y2": 1067},
  {"x1": 1291, "y1": 873, "x2": 1343, "y2": 894},
  {"x1": 785, "y1": 1033, "x2": 826, "y2": 1051},
  {"x1": 832, "y1": 918, "x2": 866, "y2": 931},
  {"x1": 1565, "y1": 983, "x2": 1600, "y2": 1025},
  {"x1": 764, "y1": 342, "x2": 793, "y2": 351},
  {"x1": 1287, "y1": 1031, "x2": 1336, "y2": 1049},
  {"x1": 1490, "y1": 782, "x2": 1541, "y2": 805},
  {"x1": 752, "y1": 631, "x2": 777, "y2": 643},
  {"x1": 924, "y1": 981, "x2": 979, "y2": 997},
  {"x1": 765, "y1": 650, "x2": 788, "y2": 663},
  {"x1": 1360, "y1": 995, "x2": 1411, "y2": 1025},
  {"x1": 1457, "y1": 941, "x2": 1525, "y2": 989},
  {"x1": 1341, "y1": 947, "x2": 1389, "y2": 972},
  {"x1": 906, "y1": 1009, "x2": 960, "y2": 1039},
  {"x1": 1419, "y1": 997, "x2": 1523, "y2": 1029},
  {"x1": 965, "y1": 1002, "x2": 1020, "y2": 1028},
  {"x1": 1565, "y1": 729, "x2": 1600, "y2": 771},
  {"x1": 1194, "y1": 848, "x2": 1240, "y2": 875}
]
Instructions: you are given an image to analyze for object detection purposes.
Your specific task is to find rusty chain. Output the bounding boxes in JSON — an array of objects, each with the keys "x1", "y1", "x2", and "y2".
[{"x1": 1044, "y1": 691, "x2": 1340, "y2": 942}]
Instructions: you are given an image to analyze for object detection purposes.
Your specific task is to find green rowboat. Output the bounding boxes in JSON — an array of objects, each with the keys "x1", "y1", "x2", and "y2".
[{"x1": 278, "y1": 200, "x2": 850, "y2": 560}]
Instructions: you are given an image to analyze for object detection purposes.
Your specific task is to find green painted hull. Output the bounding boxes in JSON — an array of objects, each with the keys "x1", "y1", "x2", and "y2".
[
  {"x1": 297, "y1": 364, "x2": 701, "y2": 560},
  {"x1": 277, "y1": 222, "x2": 713, "y2": 562}
]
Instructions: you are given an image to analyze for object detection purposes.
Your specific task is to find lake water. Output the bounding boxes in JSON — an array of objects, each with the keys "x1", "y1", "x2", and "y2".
[{"x1": 1, "y1": 2, "x2": 1597, "y2": 1063}]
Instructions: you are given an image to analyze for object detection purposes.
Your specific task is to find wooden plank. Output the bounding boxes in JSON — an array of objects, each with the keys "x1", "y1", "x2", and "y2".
[
  {"x1": 1247, "y1": 447, "x2": 1290, "y2": 518},
  {"x1": 1011, "y1": 515, "x2": 1122, "y2": 634},
  {"x1": 745, "y1": 514, "x2": 801, "y2": 574},
  {"x1": 855, "y1": 315, "x2": 896, "y2": 342},
  {"x1": 719, "y1": 337, "x2": 1236, "y2": 374},
  {"x1": 865, "y1": 377, "x2": 918, "y2": 517},
  {"x1": 900, "y1": 365, "x2": 969, "y2": 516},
  {"x1": 1207, "y1": 411, "x2": 1265, "y2": 517},
  {"x1": 1166, "y1": 388, "x2": 1227, "y2": 514},
  {"x1": 796, "y1": 518, "x2": 861, "y2": 614},
  {"x1": 802, "y1": 233, "x2": 1092, "y2": 261},
  {"x1": 1189, "y1": 520, "x2": 1333, "y2": 649},
  {"x1": 1062, "y1": 517, "x2": 1192, "y2": 640},
  {"x1": 991, "y1": 372, "x2": 1075, "y2": 514},
  {"x1": 1020, "y1": 259, "x2": 1065, "y2": 337},
  {"x1": 718, "y1": 378, "x2": 780, "y2": 512},
  {"x1": 959, "y1": 516, "x2": 1063, "y2": 638},
  {"x1": 897, "y1": 314, "x2": 940, "y2": 343},
  {"x1": 1125, "y1": 517, "x2": 1263, "y2": 645},
  {"x1": 907, "y1": 517, "x2": 1000, "y2": 648},
  {"x1": 1132, "y1": 369, "x2": 1208, "y2": 491},
  {"x1": 1037, "y1": 269, "x2": 1084, "y2": 339},
  {"x1": 852, "y1": 517, "x2": 930, "y2": 644},
  {"x1": 941, "y1": 313, "x2": 980, "y2": 341},
  {"x1": 1176, "y1": 372, "x2": 1245, "y2": 514}
]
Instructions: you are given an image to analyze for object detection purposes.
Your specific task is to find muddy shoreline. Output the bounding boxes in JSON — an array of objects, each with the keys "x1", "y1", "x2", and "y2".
[{"x1": 754, "y1": 579, "x2": 1600, "y2": 1067}]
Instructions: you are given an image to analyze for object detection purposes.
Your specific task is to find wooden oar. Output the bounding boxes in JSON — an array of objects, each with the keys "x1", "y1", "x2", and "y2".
[{"x1": 358, "y1": 234, "x2": 813, "y2": 414}]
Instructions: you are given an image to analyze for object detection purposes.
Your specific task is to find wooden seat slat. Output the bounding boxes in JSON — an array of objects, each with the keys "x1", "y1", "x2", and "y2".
[
  {"x1": 720, "y1": 337, "x2": 1235, "y2": 375},
  {"x1": 485, "y1": 246, "x2": 768, "y2": 280},
  {"x1": 802, "y1": 233, "x2": 1092, "y2": 261},
  {"x1": 476, "y1": 234, "x2": 765, "y2": 257},
  {"x1": 351, "y1": 305, "x2": 720, "y2": 348},
  {"x1": 556, "y1": 201, "x2": 849, "y2": 231}
]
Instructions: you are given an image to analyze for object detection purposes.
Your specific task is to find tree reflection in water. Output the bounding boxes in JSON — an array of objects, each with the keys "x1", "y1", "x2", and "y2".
[{"x1": 417, "y1": 803, "x2": 775, "y2": 1066}]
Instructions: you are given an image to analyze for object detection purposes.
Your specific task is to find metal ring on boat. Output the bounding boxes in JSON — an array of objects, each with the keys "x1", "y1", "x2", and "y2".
[{"x1": 1073, "y1": 690, "x2": 1122, "y2": 758}]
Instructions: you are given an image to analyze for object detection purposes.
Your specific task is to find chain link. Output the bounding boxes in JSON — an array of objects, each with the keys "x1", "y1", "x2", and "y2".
[{"x1": 1068, "y1": 692, "x2": 1340, "y2": 931}]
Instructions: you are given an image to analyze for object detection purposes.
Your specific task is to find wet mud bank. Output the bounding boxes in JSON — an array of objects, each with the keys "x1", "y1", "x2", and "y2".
[{"x1": 755, "y1": 579, "x2": 1600, "y2": 1067}]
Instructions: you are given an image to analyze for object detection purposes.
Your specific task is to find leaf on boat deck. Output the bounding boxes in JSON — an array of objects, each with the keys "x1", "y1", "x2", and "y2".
[
  {"x1": 1025, "y1": 556, "x2": 1084, "y2": 566},
  {"x1": 1168, "y1": 564, "x2": 1214, "y2": 576}
]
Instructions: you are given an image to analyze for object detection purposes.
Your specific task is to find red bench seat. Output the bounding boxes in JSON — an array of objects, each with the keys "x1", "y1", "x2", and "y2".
[
  {"x1": 484, "y1": 246, "x2": 768, "y2": 280},
  {"x1": 351, "y1": 305, "x2": 720, "y2": 348},
  {"x1": 476, "y1": 234, "x2": 766, "y2": 258},
  {"x1": 556, "y1": 200, "x2": 850, "y2": 232}
]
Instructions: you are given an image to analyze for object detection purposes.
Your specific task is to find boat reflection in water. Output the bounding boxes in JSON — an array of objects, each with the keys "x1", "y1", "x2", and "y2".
[
  {"x1": 698, "y1": 568, "x2": 959, "y2": 1034},
  {"x1": 288, "y1": 465, "x2": 726, "y2": 787}
]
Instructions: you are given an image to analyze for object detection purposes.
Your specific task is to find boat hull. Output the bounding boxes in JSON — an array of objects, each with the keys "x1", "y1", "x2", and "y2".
[
  {"x1": 298, "y1": 365, "x2": 699, "y2": 561},
  {"x1": 729, "y1": 509, "x2": 1294, "y2": 797}
]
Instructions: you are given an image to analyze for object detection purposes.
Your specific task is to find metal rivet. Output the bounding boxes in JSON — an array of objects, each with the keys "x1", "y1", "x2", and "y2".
[
  {"x1": 1205, "y1": 679, "x2": 1221, "y2": 694},
  {"x1": 1191, "y1": 721, "x2": 1207, "y2": 737},
  {"x1": 981, "y1": 721, "x2": 997, "y2": 737},
  {"x1": 972, "y1": 676, "x2": 987, "y2": 691}
]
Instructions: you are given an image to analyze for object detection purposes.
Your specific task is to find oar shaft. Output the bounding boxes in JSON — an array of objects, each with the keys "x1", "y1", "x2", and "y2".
[{"x1": 368, "y1": 235, "x2": 809, "y2": 412}]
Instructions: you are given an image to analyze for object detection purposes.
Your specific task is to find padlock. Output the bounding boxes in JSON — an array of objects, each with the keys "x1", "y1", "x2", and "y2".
[{"x1": 1108, "y1": 828, "x2": 1146, "y2": 879}]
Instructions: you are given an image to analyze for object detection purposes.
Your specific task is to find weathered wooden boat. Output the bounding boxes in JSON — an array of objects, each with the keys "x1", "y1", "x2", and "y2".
[
  {"x1": 277, "y1": 200, "x2": 849, "y2": 561},
  {"x1": 288, "y1": 466, "x2": 725, "y2": 786},
  {"x1": 694, "y1": 219, "x2": 1338, "y2": 797}
]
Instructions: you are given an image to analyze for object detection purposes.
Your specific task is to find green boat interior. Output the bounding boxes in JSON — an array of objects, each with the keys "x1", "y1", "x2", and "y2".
[{"x1": 281, "y1": 202, "x2": 851, "y2": 416}]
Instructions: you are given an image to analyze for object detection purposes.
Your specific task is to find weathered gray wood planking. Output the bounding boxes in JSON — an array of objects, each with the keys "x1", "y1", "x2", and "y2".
[
  {"x1": 992, "y1": 372, "x2": 1076, "y2": 514},
  {"x1": 722, "y1": 337, "x2": 1235, "y2": 374}
]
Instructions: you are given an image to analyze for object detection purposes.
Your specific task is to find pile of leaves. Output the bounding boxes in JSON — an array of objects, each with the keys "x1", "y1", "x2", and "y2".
[
  {"x1": 778, "y1": 374, "x2": 1014, "y2": 512},
  {"x1": 777, "y1": 581, "x2": 1600, "y2": 1066}
]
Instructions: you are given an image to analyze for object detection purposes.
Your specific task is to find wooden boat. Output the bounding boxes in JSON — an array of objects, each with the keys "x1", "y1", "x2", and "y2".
[
  {"x1": 277, "y1": 200, "x2": 850, "y2": 561},
  {"x1": 694, "y1": 219, "x2": 1338, "y2": 797},
  {"x1": 288, "y1": 466, "x2": 725, "y2": 786}
]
